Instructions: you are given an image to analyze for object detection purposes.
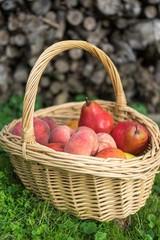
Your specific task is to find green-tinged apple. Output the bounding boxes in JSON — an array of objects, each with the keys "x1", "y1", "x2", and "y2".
[
  {"x1": 124, "y1": 152, "x2": 136, "y2": 159},
  {"x1": 78, "y1": 97, "x2": 114, "y2": 134},
  {"x1": 111, "y1": 121, "x2": 149, "y2": 155}
]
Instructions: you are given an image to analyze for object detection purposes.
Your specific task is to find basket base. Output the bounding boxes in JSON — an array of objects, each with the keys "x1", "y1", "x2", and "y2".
[{"x1": 10, "y1": 154, "x2": 155, "y2": 222}]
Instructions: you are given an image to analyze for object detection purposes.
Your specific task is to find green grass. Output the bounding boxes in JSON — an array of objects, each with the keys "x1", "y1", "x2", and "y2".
[{"x1": 0, "y1": 96, "x2": 160, "y2": 240}]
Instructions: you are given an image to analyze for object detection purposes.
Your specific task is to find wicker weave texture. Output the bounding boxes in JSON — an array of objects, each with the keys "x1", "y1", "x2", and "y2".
[{"x1": 0, "y1": 41, "x2": 160, "y2": 222}]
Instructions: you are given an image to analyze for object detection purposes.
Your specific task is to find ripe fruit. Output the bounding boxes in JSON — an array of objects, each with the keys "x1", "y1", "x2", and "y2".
[
  {"x1": 49, "y1": 125, "x2": 75, "y2": 144},
  {"x1": 66, "y1": 120, "x2": 79, "y2": 130},
  {"x1": 40, "y1": 116, "x2": 57, "y2": 132},
  {"x1": 124, "y1": 152, "x2": 136, "y2": 159},
  {"x1": 95, "y1": 148, "x2": 126, "y2": 159},
  {"x1": 111, "y1": 121, "x2": 149, "y2": 155},
  {"x1": 64, "y1": 126, "x2": 99, "y2": 156},
  {"x1": 78, "y1": 97, "x2": 114, "y2": 134},
  {"x1": 46, "y1": 143, "x2": 65, "y2": 152},
  {"x1": 77, "y1": 126, "x2": 99, "y2": 155},
  {"x1": 97, "y1": 132, "x2": 117, "y2": 152},
  {"x1": 11, "y1": 117, "x2": 50, "y2": 145},
  {"x1": 11, "y1": 121, "x2": 22, "y2": 136}
]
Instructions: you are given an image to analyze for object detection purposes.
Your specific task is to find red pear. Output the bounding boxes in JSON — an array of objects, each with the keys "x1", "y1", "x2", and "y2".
[
  {"x1": 78, "y1": 97, "x2": 114, "y2": 134},
  {"x1": 111, "y1": 121, "x2": 149, "y2": 155}
]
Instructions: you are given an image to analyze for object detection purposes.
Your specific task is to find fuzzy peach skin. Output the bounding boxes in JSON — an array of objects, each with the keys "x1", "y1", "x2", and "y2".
[
  {"x1": 64, "y1": 126, "x2": 98, "y2": 156},
  {"x1": 76, "y1": 126, "x2": 99, "y2": 155},
  {"x1": 97, "y1": 132, "x2": 117, "y2": 152},
  {"x1": 49, "y1": 125, "x2": 75, "y2": 144},
  {"x1": 11, "y1": 117, "x2": 50, "y2": 145},
  {"x1": 40, "y1": 116, "x2": 57, "y2": 132}
]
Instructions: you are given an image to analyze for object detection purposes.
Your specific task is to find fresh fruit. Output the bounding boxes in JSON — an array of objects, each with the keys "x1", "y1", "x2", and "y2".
[
  {"x1": 78, "y1": 97, "x2": 114, "y2": 134},
  {"x1": 11, "y1": 121, "x2": 22, "y2": 136},
  {"x1": 77, "y1": 126, "x2": 99, "y2": 155},
  {"x1": 124, "y1": 152, "x2": 136, "y2": 159},
  {"x1": 46, "y1": 143, "x2": 65, "y2": 152},
  {"x1": 40, "y1": 116, "x2": 57, "y2": 132},
  {"x1": 95, "y1": 148, "x2": 126, "y2": 159},
  {"x1": 111, "y1": 121, "x2": 149, "y2": 155},
  {"x1": 49, "y1": 125, "x2": 75, "y2": 144},
  {"x1": 66, "y1": 120, "x2": 79, "y2": 130},
  {"x1": 97, "y1": 132, "x2": 117, "y2": 152},
  {"x1": 11, "y1": 117, "x2": 50, "y2": 145},
  {"x1": 64, "y1": 126, "x2": 99, "y2": 156}
]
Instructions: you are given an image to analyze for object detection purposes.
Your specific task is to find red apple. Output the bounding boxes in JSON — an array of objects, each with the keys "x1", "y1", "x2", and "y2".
[{"x1": 111, "y1": 121, "x2": 149, "y2": 155}]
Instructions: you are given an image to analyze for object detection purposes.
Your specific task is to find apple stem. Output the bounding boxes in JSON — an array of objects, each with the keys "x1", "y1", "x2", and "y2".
[
  {"x1": 85, "y1": 97, "x2": 90, "y2": 106},
  {"x1": 135, "y1": 124, "x2": 139, "y2": 134}
]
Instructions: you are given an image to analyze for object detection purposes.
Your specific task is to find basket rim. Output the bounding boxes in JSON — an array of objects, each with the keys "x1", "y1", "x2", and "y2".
[{"x1": 0, "y1": 100, "x2": 160, "y2": 181}]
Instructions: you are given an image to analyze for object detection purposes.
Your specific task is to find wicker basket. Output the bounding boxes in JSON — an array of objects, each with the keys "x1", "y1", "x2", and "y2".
[{"x1": 0, "y1": 40, "x2": 160, "y2": 222}]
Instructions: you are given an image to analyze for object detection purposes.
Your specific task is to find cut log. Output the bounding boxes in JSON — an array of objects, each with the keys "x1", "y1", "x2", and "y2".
[
  {"x1": 144, "y1": 5, "x2": 157, "y2": 19},
  {"x1": 0, "y1": 29, "x2": 9, "y2": 46},
  {"x1": 1, "y1": 0, "x2": 17, "y2": 11},
  {"x1": 116, "y1": 18, "x2": 128, "y2": 29},
  {"x1": 123, "y1": 0, "x2": 141, "y2": 17},
  {"x1": 8, "y1": 14, "x2": 19, "y2": 31},
  {"x1": 68, "y1": 49, "x2": 83, "y2": 60},
  {"x1": 96, "y1": 0, "x2": 121, "y2": 16},
  {"x1": 13, "y1": 63, "x2": 28, "y2": 83},
  {"x1": 83, "y1": 16, "x2": 96, "y2": 31},
  {"x1": 6, "y1": 45, "x2": 20, "y2": 58},
  {"x1": 12, "y1": 34, "x2": 26, "y2": 47},
  {"x1": 55, "y1": 59, "x2": 70, "y2": 73},
  {"x1": 125, "y1": 19, "x2": 160, "y2": 49},
  {"x1": 31, "y1": 0, "x2": 51, "y2": 16},
  {"x1": 67, "y1": 9, "x2": 83, "y2": 26},
  {"x1": 40, "y1": 76, "x2": 50, "y2": 88}
]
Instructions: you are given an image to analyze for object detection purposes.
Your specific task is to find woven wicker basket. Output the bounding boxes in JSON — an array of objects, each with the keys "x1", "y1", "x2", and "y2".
[{"x1": 0, "y1": 40, "x2": 160, "y2": 222}]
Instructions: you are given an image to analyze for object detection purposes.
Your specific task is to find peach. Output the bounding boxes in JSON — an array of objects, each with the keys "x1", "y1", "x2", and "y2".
[
  {"x1": 95, "y1": 148, "x2": 126, "y2": 159},
  {"x1": 77, "y1": 126, "x2": 98, "y2": 155},
  {"x1": 49, "y1": 125, "x2": 75, "y2": 144},
  {"x1": 40, "y1": 116, "x2": 57, "y2": 132},
  {"x1": 11, "y1": 117, "x2": 50, "y2": 145},
  {"x1": 64, "y1": 126, "x2": 99, "y2": 156},
  {"x1": 97, "y1": 132, "x2": 117, "y2": 152},
  {"x1": 46, "y1": 143, "x2": 65, "y2": 152},
  {"x1": 11, "y1": 121, "x2": 22, "y2": 136}
]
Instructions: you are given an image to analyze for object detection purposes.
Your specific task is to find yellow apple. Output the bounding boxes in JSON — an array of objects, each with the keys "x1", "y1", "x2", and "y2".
[{"x1": 124, "y1": 152, "x2": 136, "y2": 159}]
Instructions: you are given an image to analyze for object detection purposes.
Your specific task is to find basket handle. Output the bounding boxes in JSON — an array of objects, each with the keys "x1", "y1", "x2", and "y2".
[{"x1": 22, "y1": 40, "x2": 127, "y2": 143}]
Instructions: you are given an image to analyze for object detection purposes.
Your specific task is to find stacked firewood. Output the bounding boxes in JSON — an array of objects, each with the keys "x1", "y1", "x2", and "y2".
[{"x1": 0, "y1": 0, "x2": 160, "y2": 113}]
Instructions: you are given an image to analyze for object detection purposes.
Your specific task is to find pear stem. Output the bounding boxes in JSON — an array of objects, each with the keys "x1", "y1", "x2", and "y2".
[
  {"x1": 85, "y1": 97, "x2": 90, "y2": 106},
  {"x1": 135, "y1": 124, "x2": 139, "y2": 134}
]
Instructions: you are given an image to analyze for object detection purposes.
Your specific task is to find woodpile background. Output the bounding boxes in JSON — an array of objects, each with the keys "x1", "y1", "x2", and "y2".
[{"x1": 0, "y1": 0, "x2": 160, "y2": 113}]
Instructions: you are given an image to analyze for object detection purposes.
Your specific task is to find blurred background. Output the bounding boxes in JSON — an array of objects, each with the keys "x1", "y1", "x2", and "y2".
[{"x1": 0, "y1": 0, "x2": 160, "y2": 114}]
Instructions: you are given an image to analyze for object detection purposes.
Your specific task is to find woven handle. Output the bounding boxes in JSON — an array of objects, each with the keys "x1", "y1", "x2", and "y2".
[{"x1": 22, "y1": 40, "x2": 127, "y2": 143}]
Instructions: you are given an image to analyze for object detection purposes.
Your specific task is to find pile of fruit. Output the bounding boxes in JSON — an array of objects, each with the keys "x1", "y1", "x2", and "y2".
[{"x1": 11, "y1": 98, "x2": 149, "y2": 160}]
